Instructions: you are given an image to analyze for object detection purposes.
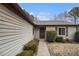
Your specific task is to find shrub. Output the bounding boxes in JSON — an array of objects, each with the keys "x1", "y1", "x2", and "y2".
[
  {"x1": 56, "y1": 36, "x2": 63, "y2": 42},
  {"x1": 46, "y1": 30, "x2": 57, "y2": 42},
  {"x1": 23, "y1": 38, "x2": 39, "y2": 52},
  {"x1": 16, "y1": 50, "x2": 33, "y2": 56},
  {"x1": 33, "y1": 38, "x2": 39, "y2": 43},
  {"x1": 74, "y1": 31, "x2": 79, "y2": 42},
  {"x1": 16, "y1": 38, "x2": 39, "y2": 56}
]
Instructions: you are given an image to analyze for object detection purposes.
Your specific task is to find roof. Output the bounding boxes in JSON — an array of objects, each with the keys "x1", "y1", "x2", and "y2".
[
  {"x1": 2, "y1": 3, "x2": 35, "y2": 25},
  {"x1": 34, "y1": 20, "x2": 79, "y2": 26}
]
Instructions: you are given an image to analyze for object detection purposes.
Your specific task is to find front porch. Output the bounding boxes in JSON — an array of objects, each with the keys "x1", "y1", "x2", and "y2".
[{"x1": 34, "y1": 26, "x2": 46, "y2": 40}]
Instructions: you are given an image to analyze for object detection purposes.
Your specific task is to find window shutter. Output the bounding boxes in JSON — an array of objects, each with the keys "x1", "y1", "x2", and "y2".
[{"x1": 66, "y1": 26, "x2": 68, "y2": 36}]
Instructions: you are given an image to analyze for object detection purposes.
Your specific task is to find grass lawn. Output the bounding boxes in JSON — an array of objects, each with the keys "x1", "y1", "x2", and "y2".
[{"x1": 46, "y1": 42, "x2": 79, "y2": 56}]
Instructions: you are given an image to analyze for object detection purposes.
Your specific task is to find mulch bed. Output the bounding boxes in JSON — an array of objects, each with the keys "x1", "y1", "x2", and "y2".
[{"x1": 46, "y1": 42, "x2": 79, "y2": 56}]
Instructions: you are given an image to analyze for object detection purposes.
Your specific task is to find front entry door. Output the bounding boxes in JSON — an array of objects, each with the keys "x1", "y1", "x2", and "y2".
[{"x1": 40, "y1": 27, "x2": 45, "y2": 39}]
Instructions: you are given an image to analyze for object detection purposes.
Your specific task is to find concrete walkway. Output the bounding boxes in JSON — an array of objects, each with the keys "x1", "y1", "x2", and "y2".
[{"x1": 37, "y1": 39, "x2": 50, "y2": 56}]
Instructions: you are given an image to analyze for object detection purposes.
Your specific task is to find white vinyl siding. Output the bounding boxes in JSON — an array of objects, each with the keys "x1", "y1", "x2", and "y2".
[
  {"x1": 34, "y1": 27, "x2": 40, "y2": 39},
  {"x1": 0, "y1": 4, "x2": 34, "y2": 56},
  {"x1": 68, "y1": 27, "x2": 76, "y2": 40},
  {"x1": 46, "y1": 26, "x2": 55, "y2": 31}
]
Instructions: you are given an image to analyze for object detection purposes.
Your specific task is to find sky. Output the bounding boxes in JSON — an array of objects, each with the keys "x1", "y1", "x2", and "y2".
[{"x1": 19, "y1": 3, "x2": 79, "y2": 21}]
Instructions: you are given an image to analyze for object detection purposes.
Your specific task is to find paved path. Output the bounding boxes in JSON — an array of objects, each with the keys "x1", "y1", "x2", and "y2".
[{"x1": 37, "y1": 39, "x2": 50, "y2": 56}]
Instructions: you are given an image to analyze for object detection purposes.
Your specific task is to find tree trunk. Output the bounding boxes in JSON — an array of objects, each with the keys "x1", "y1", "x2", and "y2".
[{"x1": 74, "y1": 16, "x2": 77, "y2": 24}]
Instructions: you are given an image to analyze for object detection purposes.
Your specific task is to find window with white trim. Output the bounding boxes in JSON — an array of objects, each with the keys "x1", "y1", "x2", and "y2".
[{"x1": 59, "y1": 28, "x2": 65, "y2": 35}]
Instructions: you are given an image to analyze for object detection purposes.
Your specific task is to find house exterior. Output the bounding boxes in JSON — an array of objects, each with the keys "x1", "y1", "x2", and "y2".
[
  {"x1": 34, "y1": 20, "x2": 79, "y2": 40},
  {"x1": 0, "y1": 3, "x2": 79, "y2": 56}
]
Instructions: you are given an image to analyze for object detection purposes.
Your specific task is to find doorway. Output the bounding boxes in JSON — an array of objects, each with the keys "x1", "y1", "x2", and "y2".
[{"x1": 40, "y1": 27, "x2": 46, "y2": 39}]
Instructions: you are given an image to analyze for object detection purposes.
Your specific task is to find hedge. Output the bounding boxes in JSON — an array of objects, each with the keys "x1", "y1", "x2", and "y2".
[
  {"x1": 16, "y1": 50, "x2": 33, "y2": 56},
  {"x1": 16, "y1": 38, "x2": 39, "y2": 56},
  {"x1": 23, "y1": 38, "x2": 39, "y2": 52}
]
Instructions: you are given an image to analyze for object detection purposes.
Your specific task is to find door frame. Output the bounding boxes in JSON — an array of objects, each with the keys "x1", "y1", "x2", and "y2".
[{"x1": 39, "y1": 26, "x2": 46, "y2": 39}]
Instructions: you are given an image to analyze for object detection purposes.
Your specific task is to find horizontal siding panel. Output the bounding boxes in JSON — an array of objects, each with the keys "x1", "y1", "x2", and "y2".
[
  {"x1": 0, "y1": 29, "x2": 21, "y2": 33},
  {"x1": 0, "y1": 24, "x2": 22, "y2": 29},
  {"x1": 0, "y1": 15, "x2": 23, "y2": 26},
  {"x1": 0, "y1": 33, "x2": 21, "y2": 37},
  {"x1": 0, "y1": 40, "x2": 22, "y2": 56},
  {"x1": 0, "y1": 13, "x2": 23, "y2": 27},
  {"x1": 0, "y1": 8, "x2": 24, "y2": 25},
  {"x1": 0, "y1": 35, "x2": 21, "y2": 40},
  {"x1": 0, "y1": 35, "x2": 21, "y2": 44},
  {"x1": 0, "y1": 6, "x2": 29, "y2": 26},
  {"x1": 0, "y1": 20, "x2": 23, "y2": 28},
  {"x1": 0, "y1": 38, "x2": 21, "y2": 53},
  {"x1": 0, "y1": 37, "x2": 21, "y2": 49},
  {"x1": 0, "y1": 31, "x2": 21, "y2": 33},
  {"x1": 5, "y1": 44, "x2": 23, "y2": 56},
  {"x1": 0, "y1": 4, "x2": 34, "y2": 56}
]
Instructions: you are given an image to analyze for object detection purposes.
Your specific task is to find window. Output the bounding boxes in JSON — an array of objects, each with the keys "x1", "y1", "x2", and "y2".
[{"x1": 59, "y1": 28, "x2": 65, "y2": 35}]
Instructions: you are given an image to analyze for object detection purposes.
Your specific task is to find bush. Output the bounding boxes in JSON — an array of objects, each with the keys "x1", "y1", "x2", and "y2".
[
  {"x1": 46, "y1": 30, "x2": 57, "y2": 42},
  {"x1": 16, "y1": 38, "x2": 39, "y2": 56},
  {"x1": 56, "y1": 36, "x2": 63, "y2": 42},
  {"x1": 16, "y1": 50, "x2": 33, "y2": 56},
  {"x1": 74, "y1": 31, "x2": 79, "y2": 42},
  {"x1": 23, "y1": 38, "x2": 39, "y2": 52},
  {"x1": 33, "y1": 38, "x2": 39, "y2": 43}
]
